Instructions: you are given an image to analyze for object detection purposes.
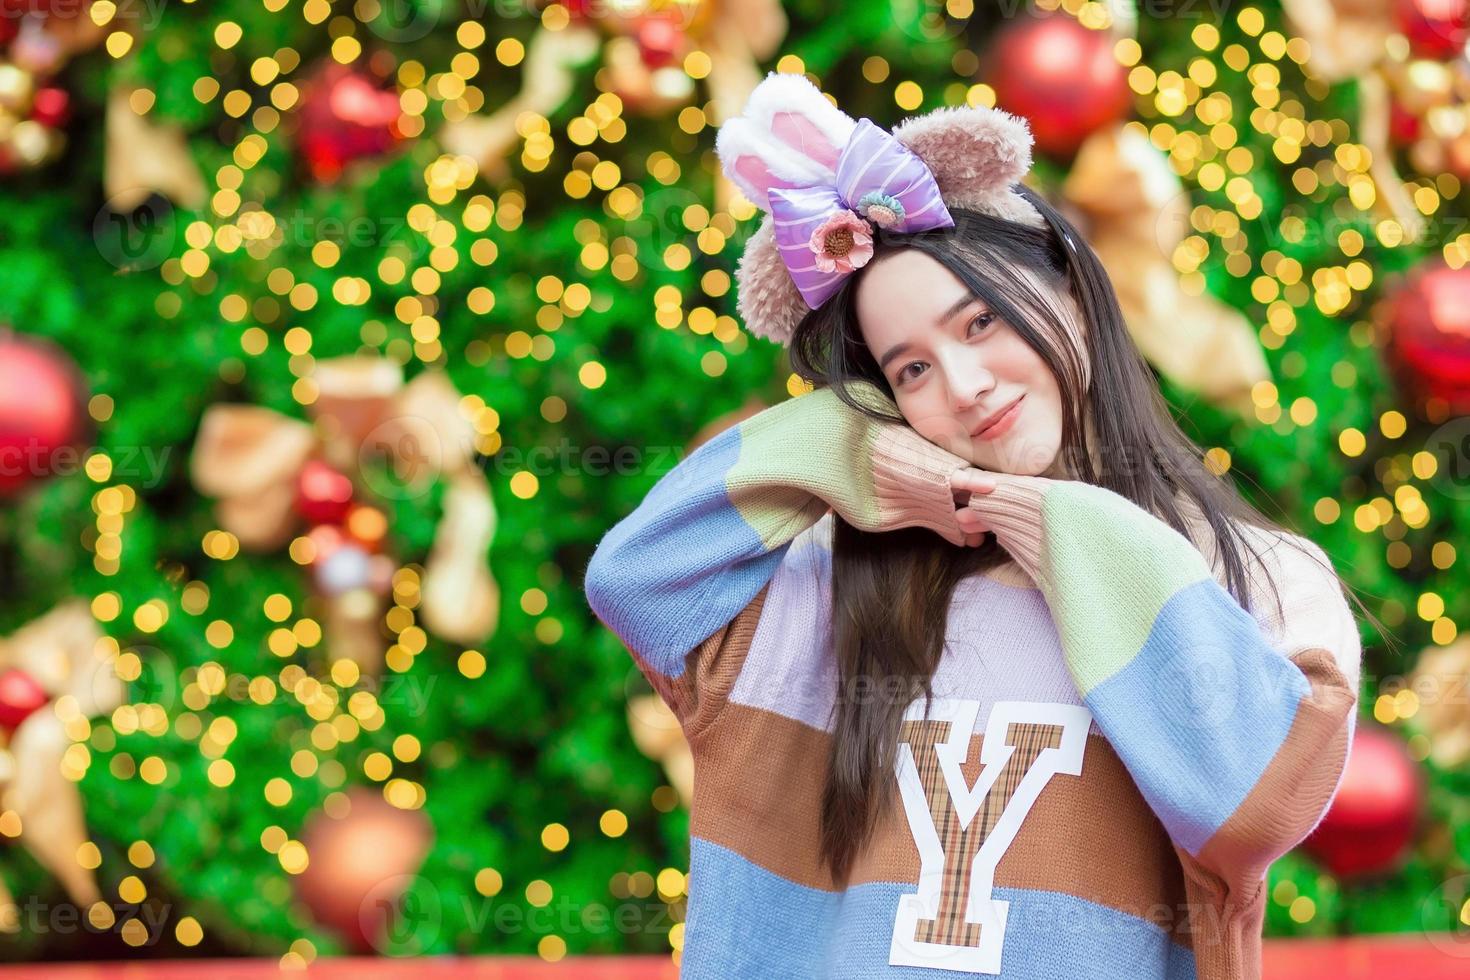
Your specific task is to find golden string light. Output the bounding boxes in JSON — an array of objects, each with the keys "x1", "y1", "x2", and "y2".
[{"x1": 45, "y1": 0, "x2": 1465, "y2": 961}]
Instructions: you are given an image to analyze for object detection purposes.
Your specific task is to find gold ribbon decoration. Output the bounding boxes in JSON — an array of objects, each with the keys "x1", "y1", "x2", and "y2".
[
  {"x1": 1405, "y1": 637, "x2": 1470, "y2": 770},
  {"x1": 437, "y1": 24, "x2": 603, "y2": 184},
  {"x1": 103, "y1": 87, "x2": 208, "y2": 213},
  {"x1": 1059, "y1": 125, "x2": 1271, "y2": 416},
  {"x1": 189, "y1": 356, "x2": 500, "y2": 674},
  {"x1": 0, "y1": 600, "x2": 124, "y2": 929},
  {"x1": 1280, "y1": 0, "x2": 1395, "y2": 82},
  {"x1": 1281, "y1": 0, "x2": 1428, "y2": 241}
]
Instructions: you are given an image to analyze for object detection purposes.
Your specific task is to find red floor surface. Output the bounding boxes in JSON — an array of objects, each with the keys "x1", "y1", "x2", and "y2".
[{"x1": 1, "y1": 936, "x2": 1468, "y2": 979}]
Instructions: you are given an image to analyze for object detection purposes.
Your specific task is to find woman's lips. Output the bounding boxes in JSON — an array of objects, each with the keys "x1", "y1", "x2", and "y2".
[{"x1": 972, "y1": 394, "x2": 1024, "y2": 441}]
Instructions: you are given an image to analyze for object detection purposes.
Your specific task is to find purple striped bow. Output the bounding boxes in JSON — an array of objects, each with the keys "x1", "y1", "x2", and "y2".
[{"x1": 768, "y1": 117, "x2": 954, "y2": 310}]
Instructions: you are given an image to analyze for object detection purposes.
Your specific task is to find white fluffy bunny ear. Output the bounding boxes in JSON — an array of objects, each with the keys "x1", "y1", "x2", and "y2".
[
  {"x1": 715, "y1": 118, "x2": 826, "y2": 211},
  {"x1": 715, "y1": 72, "x2": 856, "y2": 210}
]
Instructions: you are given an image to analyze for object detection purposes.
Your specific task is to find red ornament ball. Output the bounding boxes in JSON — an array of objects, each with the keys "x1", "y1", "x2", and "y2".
[
  {"x1": 30, "y1": 86, "x2": 70, "y2": 128},
  {"x1": 634, "y1": 13, "x2": 686, "y2": 69},
  {"x1": 296, "y1": 459, "x2": 356, "y2": 525},
  {"x1": 1389, "y1": 96, "x2": 1422, "y2": 146},
  {"x1": 1301, "y1": 724, "x2": 1424, "y2": 878},
  {"x1": 1384, "y1": 258, "x2": 1470, "y2": 418},
  {"x1": 0, "y1": 331, "x2": 90, "y2": 497},
  {"x1": 305, "y1": 523, "x2": 346, "y2": 564},
  {"x1": 294, "y1": 788, "x2": 434, "y2": 952},
  {"x1": 0, "y1": 668, "x2": 48, "y2": 732},
  {"x1": 985, "y1": 13, "x2": 1131, "y2": 158},
  {"x1": 294, "y1": 62, "x2": 404, "y2": 184},
  {"x1": 1396, "y1": 0, "x2": 1470, "y2": 60}
]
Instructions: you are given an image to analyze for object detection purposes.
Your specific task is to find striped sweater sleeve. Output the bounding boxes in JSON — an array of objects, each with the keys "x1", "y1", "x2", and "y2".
[
  {"x1": 969, "y1": 476, "x2": 1362, "y2": 912},
  {"x1": 584, "y1": 382, "x2": 970, "y2": 729}
]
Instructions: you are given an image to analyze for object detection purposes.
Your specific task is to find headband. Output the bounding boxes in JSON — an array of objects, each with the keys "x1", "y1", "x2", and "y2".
[{"x1": 715, "y1": 72, "x2": 1047, "y2": 346}]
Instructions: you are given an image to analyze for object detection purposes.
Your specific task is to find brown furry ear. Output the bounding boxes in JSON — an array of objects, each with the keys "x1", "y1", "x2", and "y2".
[
  {"x1": 892, "y1": 105, "x2": 1047, "y2": 229},
  {"x1": 734, "y1": 214, "x2": 807, "y2": 345}
]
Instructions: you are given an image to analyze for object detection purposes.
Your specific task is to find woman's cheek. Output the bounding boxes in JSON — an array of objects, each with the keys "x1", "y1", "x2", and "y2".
[
  {"x1": 907, "y1": 403, "x2": 971, "y2": 457},
  {"x1": 1000, "y1": 407, "x2": 1064, "y2": 475}
]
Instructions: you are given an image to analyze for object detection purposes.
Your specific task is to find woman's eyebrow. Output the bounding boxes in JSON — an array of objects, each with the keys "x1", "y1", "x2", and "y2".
[
  {"x1": 937, "y1": 294, "x2": 979, "y2": 326},
  {"x1": 877, "y1": 341, "x2": 912, "y2": 372}
]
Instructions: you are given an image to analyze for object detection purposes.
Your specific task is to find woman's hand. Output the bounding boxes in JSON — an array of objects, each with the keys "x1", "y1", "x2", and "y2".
[{"x1": 950, "y1": 467, "x2": 999, "y2": 546}]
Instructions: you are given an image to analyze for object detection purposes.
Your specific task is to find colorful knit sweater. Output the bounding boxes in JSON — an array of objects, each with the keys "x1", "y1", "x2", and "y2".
[{"x1": 583, "y1": 383, "x2": 1363, "y2": 980}]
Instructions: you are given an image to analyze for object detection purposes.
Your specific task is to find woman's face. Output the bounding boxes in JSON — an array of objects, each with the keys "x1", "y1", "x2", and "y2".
[{"x1": 854, "y1": 248, "x2": 1087, "y2": 477}]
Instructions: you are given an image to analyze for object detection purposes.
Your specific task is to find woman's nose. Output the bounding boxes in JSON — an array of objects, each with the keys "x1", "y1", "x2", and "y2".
[{"x1": 941, "y1": 352, "x2": 992, "y2": 413}]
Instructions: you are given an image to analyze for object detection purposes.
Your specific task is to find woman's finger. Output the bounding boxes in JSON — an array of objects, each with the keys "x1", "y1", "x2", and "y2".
[
  {"x1": 952, "y1": 468, "x2": 997, "y2": 494},
  {"x1": 956, "y1": 508, "x2": 990, "y2": 535}
]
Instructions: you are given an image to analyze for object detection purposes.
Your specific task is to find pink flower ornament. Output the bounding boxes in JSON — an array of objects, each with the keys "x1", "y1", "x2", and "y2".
[{"x1": 808, "y1": 209, "x2": 874, "y2": 274}]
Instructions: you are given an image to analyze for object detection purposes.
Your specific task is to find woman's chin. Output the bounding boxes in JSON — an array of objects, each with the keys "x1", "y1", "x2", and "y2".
[
  {"x1": 971, "y1": 438, "x2": 1061, "y2": 477},
  {"x1": 923, "y1": 423, "x2": 1060, "y2": 477}
]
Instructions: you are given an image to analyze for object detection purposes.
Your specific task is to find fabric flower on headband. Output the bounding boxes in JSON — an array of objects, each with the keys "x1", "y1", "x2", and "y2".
[
  {"x1": 809, "y1": 210, "x2": 873, "y2": 274},
  {"x1": 856, "y1": 190, "x2": 907, "y2": 228}
]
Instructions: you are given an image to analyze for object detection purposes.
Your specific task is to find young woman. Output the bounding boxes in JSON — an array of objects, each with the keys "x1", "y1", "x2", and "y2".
[{"x1": 585, "y1": 73, "x2": 1369, "y2": 979}]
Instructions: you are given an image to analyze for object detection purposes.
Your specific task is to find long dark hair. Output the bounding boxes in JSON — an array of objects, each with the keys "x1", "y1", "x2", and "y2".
[{"x1": 786, "y1": 183, "x2": 1383, "y2": 887}]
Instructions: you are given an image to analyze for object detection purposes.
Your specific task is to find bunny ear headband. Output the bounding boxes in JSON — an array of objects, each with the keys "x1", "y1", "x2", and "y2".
[{"x1": 715, "y1": 72, "x2": 1048, "y2": 346}]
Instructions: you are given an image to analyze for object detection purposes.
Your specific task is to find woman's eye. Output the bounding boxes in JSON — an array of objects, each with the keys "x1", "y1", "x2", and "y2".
[
  {"x1": 897, "y1": 362, "x2": 925, "y2": 384},
  {"x1": 968, "y1": 312, "x2": 995, "y2": 335}
]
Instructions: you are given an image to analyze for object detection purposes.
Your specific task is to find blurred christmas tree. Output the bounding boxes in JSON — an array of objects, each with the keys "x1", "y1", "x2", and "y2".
[{"x1": 0, "y1": 0, "x2": 1468, "y2": 968}]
